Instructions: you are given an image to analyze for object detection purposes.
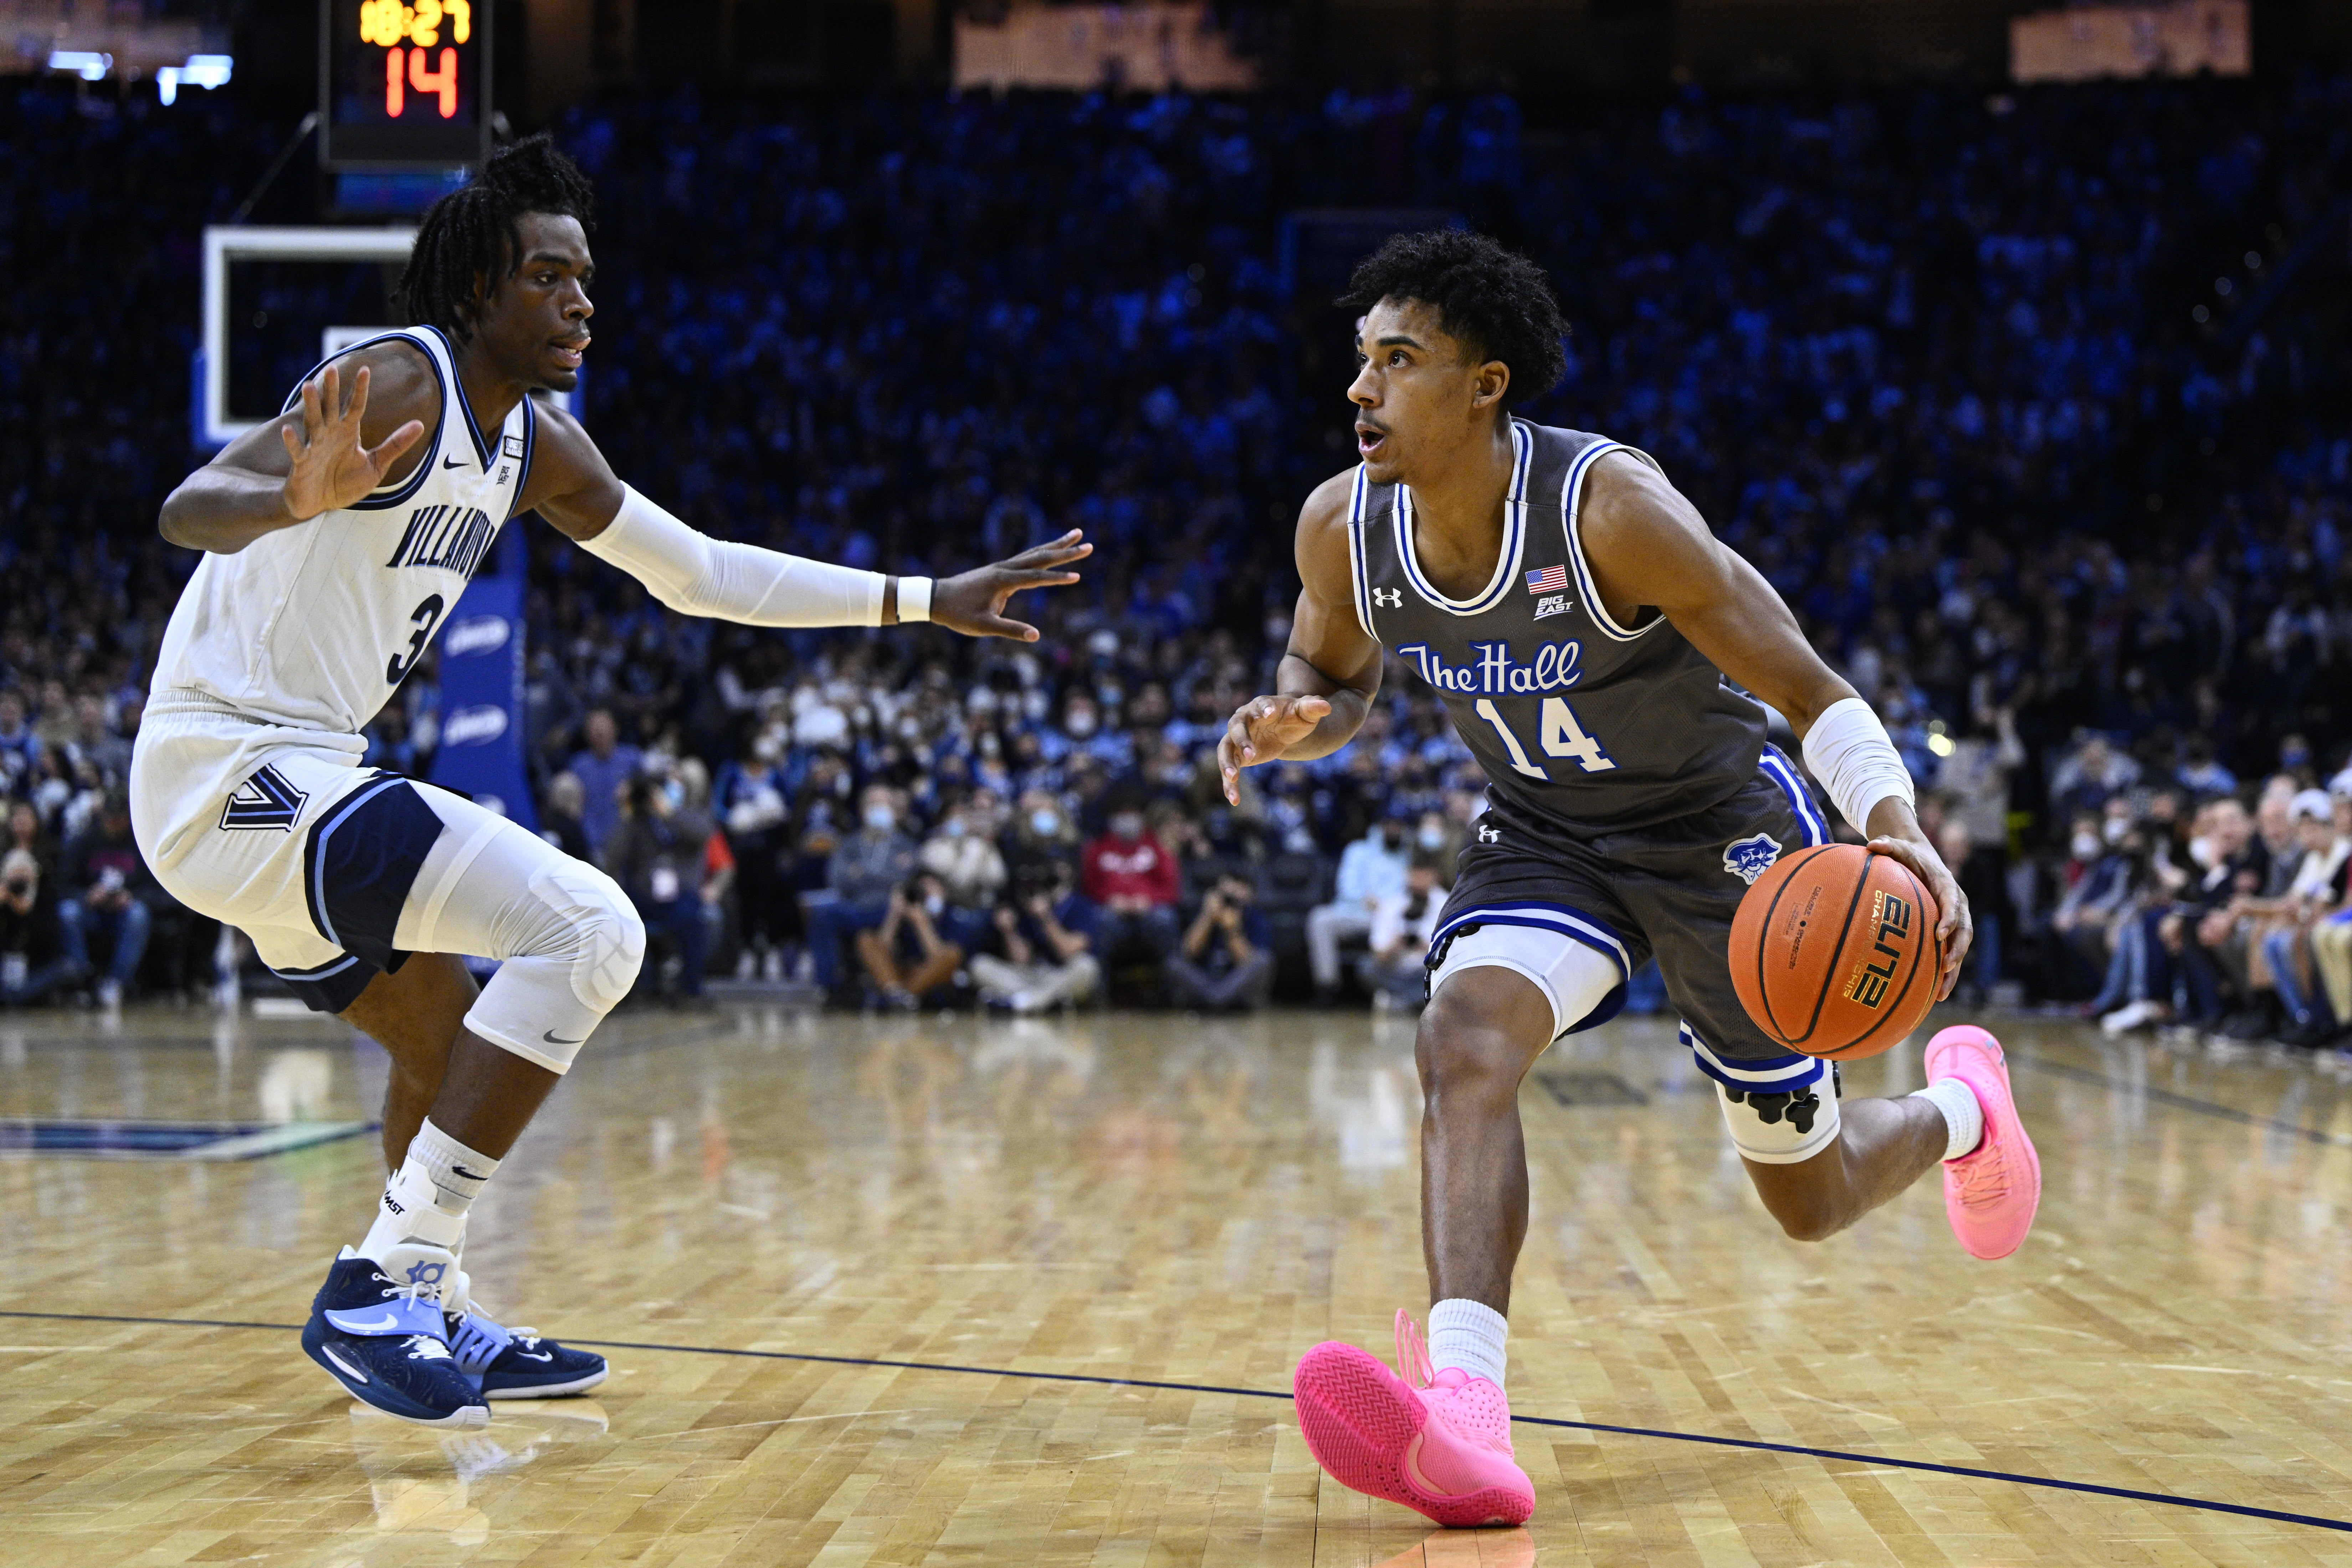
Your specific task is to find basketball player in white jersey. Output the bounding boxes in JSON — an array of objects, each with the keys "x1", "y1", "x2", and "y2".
[{"x1": 136, "y1": 137, "x2": 1088, "y2": 1428}]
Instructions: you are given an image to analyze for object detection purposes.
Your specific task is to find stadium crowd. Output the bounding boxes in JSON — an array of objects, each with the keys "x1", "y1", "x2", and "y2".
[{"x1": 2, "y1": 74, "x2": 2350, "y2": 1043}]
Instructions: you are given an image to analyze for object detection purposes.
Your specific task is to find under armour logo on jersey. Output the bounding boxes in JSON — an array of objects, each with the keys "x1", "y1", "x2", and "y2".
[
  {"x1": 1532, "y1": 594, "x2": 1570, "y2": 620},
  {"x1": 220, "y1": 764, "x2": 308, "y2": 831},
  {"x1": 1373, "y1": 588, "x2": 1403, "y2": 609},
  {"x1": 1477, "y1": 823, "x2": 1502, "y2": 844}
]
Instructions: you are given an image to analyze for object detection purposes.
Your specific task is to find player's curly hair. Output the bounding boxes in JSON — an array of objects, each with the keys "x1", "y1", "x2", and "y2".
[
  {"x1": 1337, "y1": 230, "x2": 1568, "y2": 406},
  {"x1": 393, "y1": 134, "x2": 595, "y2": 345}
]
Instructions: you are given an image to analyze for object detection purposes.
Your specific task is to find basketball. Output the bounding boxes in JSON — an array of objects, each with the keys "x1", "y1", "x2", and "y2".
[{"x1": 1729, "y1": 844, "x2": 1942, "y2": 1061}]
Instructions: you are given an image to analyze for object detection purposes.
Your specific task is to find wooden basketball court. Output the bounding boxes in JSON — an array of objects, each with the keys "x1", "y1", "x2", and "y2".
[{"x1": 5, "y1": 1002, "x2": 2352, "y2": 1565}]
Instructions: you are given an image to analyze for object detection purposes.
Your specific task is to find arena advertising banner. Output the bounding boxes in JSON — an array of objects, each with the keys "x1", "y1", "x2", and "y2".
[{"x1": 428, "y1": 531, "x2": 536, "y2": 832}]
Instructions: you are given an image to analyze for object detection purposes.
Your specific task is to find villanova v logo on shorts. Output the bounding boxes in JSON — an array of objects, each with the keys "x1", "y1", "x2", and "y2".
[{"x1": 220, "y1": 764, "x2": 308, "y2": 831}]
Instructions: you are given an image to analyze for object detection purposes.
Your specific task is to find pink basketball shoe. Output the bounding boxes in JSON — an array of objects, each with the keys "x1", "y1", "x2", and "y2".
[
  {"x1": 1923, "y1": 1024, "x2": 2041, "y2": 1260},
  {"x1": 1292, "y1": 1311, "x2": 1536, "y2": 1528}
]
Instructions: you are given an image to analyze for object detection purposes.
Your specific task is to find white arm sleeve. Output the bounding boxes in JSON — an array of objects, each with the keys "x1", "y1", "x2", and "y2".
[
  {"x1": 1801, "y1": 696, "x2": 1917, "y2": 834},
  {"x1": 577, "y1": 486, "x2": 931, "y2": 628}
]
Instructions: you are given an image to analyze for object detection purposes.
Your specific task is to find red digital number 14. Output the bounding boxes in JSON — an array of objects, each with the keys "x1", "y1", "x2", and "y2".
[{"x1": 383, "y1": 46, "x2": 457, "y2": 119}]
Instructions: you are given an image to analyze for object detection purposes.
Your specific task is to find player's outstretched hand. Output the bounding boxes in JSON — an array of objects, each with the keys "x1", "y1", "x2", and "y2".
[
  {"x1": 1865, "y1": 832, "x2": 1973, "y2": 1001},
  {"x1": 280, "y1": 364, "x2": 425, "y2": 523},
  {"x1": 929, "y1": 531, "x2": 1091, "y2": 641},
  {"x1": 1218, "y1": 695, "x2": 1333, "y2": 805}
]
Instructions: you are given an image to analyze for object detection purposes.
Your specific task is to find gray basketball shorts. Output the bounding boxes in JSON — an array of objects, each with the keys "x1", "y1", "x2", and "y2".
[{"x1": 1428, "y1": 745, "x2": 1834, "y2": 1089}]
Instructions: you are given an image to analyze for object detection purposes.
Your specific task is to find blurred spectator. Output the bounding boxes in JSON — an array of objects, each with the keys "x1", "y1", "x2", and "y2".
[
  {"x1": 605, "y1": 771, "x2": 713, "y2": 1003},
  {"x1": 1167, "y1": 870, "x2": 1272, "y2": 1012},
  {"x1": 922, "y1": 791, "x2": 1008, "y2": 909},
  {"x1": 808, "y1": 786, "x2": 919, "y2": 998},
  {"x1": 717, "y1": 734, "x2": 793, "y2": 976},
  {"x1": 0, "y1": 692, "x2": 39, "y2": 796},
  {"x1": 538, "y1": 771, "x2": 593, "y2": 863},
  {"x1": 0, "y1": 847, "x2": 72, "y2": 1006},
  {"x1": 1365, "y1": 855, "x2": 1450, "y2": 1013},
  {"x1": 1082, "y1": 800, "x2": 1181, "y2": 971},
  {"x1": 1001, "y1": 788, "x2": 1081, "y2": 900},
  {"x1": 58, "y1": 793, "x2": 150, "y2": 1007},
  {"x1": 65, "y1": 695, "x2": 129, "y2": 785},
  {"x1": 2254, "y1": 790, "x2": 2349, "y2": 1043},
  {"x1": 1308, "y1": 811, "x2": 1411, "y2": 1000},
  {"x1": 567, "y1": 709, "x2": 640, "y2": 859},
  {"x1": 856, "y1": 872, "x2": 968, "y2": 1009},
  {"x1": 972, "y1": 870, "x2": 1101, "y2": 1013}
]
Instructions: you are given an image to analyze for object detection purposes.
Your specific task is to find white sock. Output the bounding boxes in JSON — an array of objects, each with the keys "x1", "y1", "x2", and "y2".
[
  {"x1": 1910, "y1": 1077, "x2": 1984, "y2": 1162},
  {"x1": 357, "y1": 1119, "x2": 499, "y2": 1264},
  {"x1": 1427, "y1": 1298, "x2": 1508, "y2": 1391}
]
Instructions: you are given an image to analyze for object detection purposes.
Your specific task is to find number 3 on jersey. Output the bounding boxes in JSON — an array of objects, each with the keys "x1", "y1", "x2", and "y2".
[
  {"x1": 386, "y1": 594, "x2": 446, "y2": 685},
  {"x1": 1474, "y1": 696, "x2": 1616, "y2": 780}
]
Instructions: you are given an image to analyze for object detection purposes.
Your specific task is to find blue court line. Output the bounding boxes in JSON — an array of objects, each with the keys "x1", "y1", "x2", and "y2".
[
  {"x1": 2010, "y1": 1052, "x2": 2352, "y2": 1148},
  {"x1": 3, "y1": 1308, "x2": 2348, "y2": 1536}
]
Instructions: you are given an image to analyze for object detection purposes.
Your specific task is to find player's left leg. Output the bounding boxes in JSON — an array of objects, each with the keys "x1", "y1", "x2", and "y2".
[
  {"x1": 1719, "y1": 1025, "x2": 2040, "y2": 1259},
  {"x1": 334, "y1": 951, "x2": 610, "y2": 1399}
]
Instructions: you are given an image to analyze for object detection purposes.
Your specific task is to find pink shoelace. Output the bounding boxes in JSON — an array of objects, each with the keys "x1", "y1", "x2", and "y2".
[
  {"x1": 1951, "y1": 1124, "x2": 2011, "y2": 1205},
  {"x1": 1394, "y1": 1309, "x2": 1436, "y2": 1391}
]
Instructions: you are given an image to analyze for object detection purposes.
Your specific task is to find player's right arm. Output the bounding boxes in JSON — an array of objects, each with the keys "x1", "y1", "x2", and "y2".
[
  {"x1": 1218, "y1": 472, "x2": 1384, "y2": 805},
  {"x1": 158, "y1": 347, "x2": 433, "y2": 554}
]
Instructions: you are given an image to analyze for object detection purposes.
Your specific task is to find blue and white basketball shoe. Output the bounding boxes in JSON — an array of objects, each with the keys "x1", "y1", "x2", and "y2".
[
  {"x1": 301, "y1": 1247, "x2": 489, "y2": 1428},
  {"x1": 447, "y1": 1308, "x2": 610, "y2": 1399},
  {"x1": 439, "y1": 1247, "x2": 610, "y2": 1399}
]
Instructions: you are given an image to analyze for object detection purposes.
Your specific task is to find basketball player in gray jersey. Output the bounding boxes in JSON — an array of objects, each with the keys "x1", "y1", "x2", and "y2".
[{"x1": 1220, "y1": 232, "x2": 2041, "y2": 1527}]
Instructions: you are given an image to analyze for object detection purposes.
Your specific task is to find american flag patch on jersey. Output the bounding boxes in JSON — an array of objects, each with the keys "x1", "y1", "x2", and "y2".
[{"x1": 1526, "y1": 564, "x2": 1569, "y2": 595}]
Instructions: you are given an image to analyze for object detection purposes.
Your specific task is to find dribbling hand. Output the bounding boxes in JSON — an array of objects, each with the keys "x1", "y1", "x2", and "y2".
[
  {"x1": 928, "y1": 531, "x2": 1091, "y2": 641},
  {"x1": 1217, "y1": 695, "x2": 1332, "y2": 805},
  {"x1": 280, "y1": 364, "x2": 425, "y2": 523}
]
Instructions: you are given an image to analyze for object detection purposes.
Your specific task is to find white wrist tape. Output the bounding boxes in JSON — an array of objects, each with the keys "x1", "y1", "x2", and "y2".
[
  {"x1": 1801, "y1": 696, "x2": 1916, "y2": 833},
  {"x1": 898, "y1": 576, "x2": 932, "y2": 623},
  {"x1": 579, "y1": 486, "x2": 885, "y2": 627}
]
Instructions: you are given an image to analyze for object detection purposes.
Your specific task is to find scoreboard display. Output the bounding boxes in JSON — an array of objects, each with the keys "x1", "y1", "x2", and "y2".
[{"x1": 320, "y1": 0, "x2": 492, "y2": 169}]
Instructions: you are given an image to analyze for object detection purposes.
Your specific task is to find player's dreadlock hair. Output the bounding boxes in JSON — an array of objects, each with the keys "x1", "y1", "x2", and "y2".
[
  {"x1": 393, "y1": 134, "x2": 595, "y2": 345},
  {"x1": 1337, "y1": 230, "x2": 1568, "y2": 406}
]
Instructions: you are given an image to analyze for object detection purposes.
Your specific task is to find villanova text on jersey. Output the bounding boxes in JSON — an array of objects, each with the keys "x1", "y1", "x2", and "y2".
[
  {"x1": 385, "y1": 505, "x2": 499, "y2": 578},
  {"x1": 1347, "y1": 419, "x2": 1768, "y2": 836}
]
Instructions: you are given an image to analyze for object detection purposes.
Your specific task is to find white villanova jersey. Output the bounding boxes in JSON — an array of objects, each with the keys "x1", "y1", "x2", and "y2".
[{"x1": 152, "y1": 326, "x2": 534, "y2": 733}]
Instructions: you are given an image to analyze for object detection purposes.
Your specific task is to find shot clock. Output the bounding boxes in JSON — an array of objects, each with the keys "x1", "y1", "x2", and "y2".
[{"x1": 320, "y1": 0, "x2": 492, "y2": 169}]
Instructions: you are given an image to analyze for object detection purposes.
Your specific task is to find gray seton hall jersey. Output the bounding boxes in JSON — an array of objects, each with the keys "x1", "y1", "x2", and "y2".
[
  {"x1": 1346, "y1": 420, "x2": 1766, "y2": 836},
  {"x1": 151, "y1": 326, "x2": 534, "y2": 733}
]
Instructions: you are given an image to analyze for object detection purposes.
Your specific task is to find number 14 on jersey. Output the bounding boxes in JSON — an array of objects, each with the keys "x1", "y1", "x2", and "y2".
[{"x1": 1474, "y1": 697, "x2": 1616, "y2": 780}]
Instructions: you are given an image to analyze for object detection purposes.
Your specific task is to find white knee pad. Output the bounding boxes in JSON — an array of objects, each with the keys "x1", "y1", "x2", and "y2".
[
  {"x1": 1714, "y1": 1059, "x2": 1842, "y2": 1164},
  {"x1": 1428, "y1": 914, "x2": 1627, "y2": 1039},
  {"x1": 392, "y1": 785, "x2": 644, "y2": 1073}
]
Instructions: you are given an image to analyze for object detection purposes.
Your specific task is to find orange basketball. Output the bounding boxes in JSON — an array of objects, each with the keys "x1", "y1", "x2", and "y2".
[{"x1": 1728, "y1": 843, "x2": 1942, "y2": 1061}]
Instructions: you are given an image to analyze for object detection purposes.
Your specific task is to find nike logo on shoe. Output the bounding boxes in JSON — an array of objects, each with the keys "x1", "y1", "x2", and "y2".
[
  {"x1": 544, "y1": 1029, "x2": 583, "y2": 1045},
  {"x1": 518, "y1": 1351, "x2": 553, "y2": 1363},
  {"x1": 335, "y1": 1312, "x2": 404, "y2": 1333}
]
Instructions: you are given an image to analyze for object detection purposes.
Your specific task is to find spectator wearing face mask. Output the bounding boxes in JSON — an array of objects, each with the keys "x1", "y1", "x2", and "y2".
[
  {"x1": 857, "y1": 872, "x2": 970, "y2": 1009},
  {"x1": 0, "y1": 848, "x2": 73, "y2": 1006},
  {"x1": 1167, "y1": 871, "x2": 1273, "y2": 1012},
  {"x1": 922, "y1": 794, "x2": 1009, "y2": 909},
  {"x1": 716, "y1": 733, "x2": 794, "y2": 979},
  {"x1": 1081, "y1": 799, "x2": 1181, "y2": 973},
  {"x1": 973, "y1": 866, "x2": 1101, "y2": 1013},
  {"x1": 606, "y1": 769, "x2": 716, "y2": 1005},
  {"x1": 808, "y1": 786, "x2": 921, "y2": 1002},
  {"x1": 2162, "y1": 796, "x2": 2263, "y2": 1027},
  {"x1": 1002, "y1": 788, "x2": 1081, "y2": 900},
  {"x1": 1306, "y1": 811, "x2": 1412, "y2": 1002},
  {"x1": 2046, "y1": 811, "x2": 2135, "y2": 1000}
]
